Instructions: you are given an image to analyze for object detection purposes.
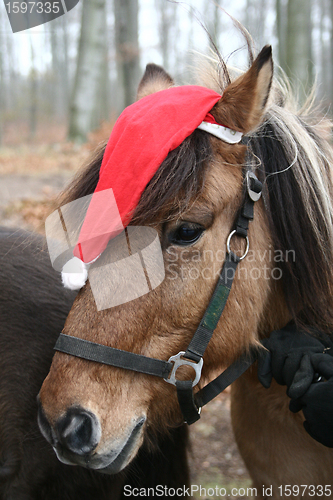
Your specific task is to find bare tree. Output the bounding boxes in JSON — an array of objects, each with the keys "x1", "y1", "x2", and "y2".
[
  {"x1": 244, "y1": 0, "x2": 271, "y2": 50},
  {"x1": 206, "y1": 0, "x2": 223, "y2": 51},
  {"x1": 318, "y1": 0, "x2": 330, "y2": 103},
  {"x1": 285, "y1": 0, "x2": 314, "y2": 102},
  {"x1": 92, "y1": 7, "x2": 110, "y2": 128},
  {"x1": 28, "y1": 37, "x2": 38, "y2": 140},
  {"x1": 68, "y1": 0, "x2": 107, "y2": 142},
  {"x1": 329, "y1": 0, "x2": 333, "y2": 109},
  {"x1": 155, "y1": 0, "x2": 172, "y2": 70},
  {"x1": 50, "y1": 23, "x2": 62, "y2": 119},
  {"x1": 61, "y1": 14, "x2": 70, "y2": 115},
  {"x1": 276, "y1": 0, "x2": 287, "y2": 70},
  {"x1": 0, "y1": 10, "x2": 4, "y2": 145},
  {"x1": 5, "y1": 25, "x2": 18, "y2": 116},
  {"x1": 49, "y1": 15, "x2": 71, "y2": 120},
  {"x1": 114, "y1": 0, "x2": 140, "y2": 113}
]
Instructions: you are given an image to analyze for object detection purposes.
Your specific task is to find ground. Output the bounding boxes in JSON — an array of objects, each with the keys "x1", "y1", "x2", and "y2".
[{"x1": 0, "y1": 141, "x2": 252, "y2": 499}]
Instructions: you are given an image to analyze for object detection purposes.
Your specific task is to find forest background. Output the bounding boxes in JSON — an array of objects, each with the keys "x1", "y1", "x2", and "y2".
[{"x1": 0, "y1": 0, "x2": 330, "y2": 145}]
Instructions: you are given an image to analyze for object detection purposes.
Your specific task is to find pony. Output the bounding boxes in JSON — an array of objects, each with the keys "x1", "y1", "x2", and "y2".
[
  {"x1": 0, "y1": 228, "x2": 189, "y2": 499},
  {"x1": 38, "y1": 43, "x2": 333, "y2": 497}
]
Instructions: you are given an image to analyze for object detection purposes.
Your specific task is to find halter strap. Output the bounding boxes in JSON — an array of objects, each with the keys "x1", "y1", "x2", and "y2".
[
  {"x1": 174, "y1": 169, "x2": 262, "y2": 423},
  {"x1": 176, "y1": 350, "x2": 257, "y2": 425},
  {"x1": 183, "y1": 253, "x2": 239, "y2": 364},
  {"x1": 55, "y1": 334, "x2": 172, "y2": 379}
]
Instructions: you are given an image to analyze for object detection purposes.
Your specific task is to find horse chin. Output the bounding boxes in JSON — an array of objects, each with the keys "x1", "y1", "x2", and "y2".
[{"x1": 53, "y1": 416, "x2": 146, "y2": 475}]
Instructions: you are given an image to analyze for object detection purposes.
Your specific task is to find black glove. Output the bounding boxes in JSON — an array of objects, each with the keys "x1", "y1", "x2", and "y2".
[
  {"x1": 289, "y1": 352, "x2": 333, "y2": 448},
  {"x1": 258, "y1": 323, "x2": 332, "y2": 399}
]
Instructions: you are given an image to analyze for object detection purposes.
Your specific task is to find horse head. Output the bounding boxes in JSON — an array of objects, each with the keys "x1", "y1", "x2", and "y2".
[{"x1": 38, "y1": 43, "x2": 333, "y2": 479}]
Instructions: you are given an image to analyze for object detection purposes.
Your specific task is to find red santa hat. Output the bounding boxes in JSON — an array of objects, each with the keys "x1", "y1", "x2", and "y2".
[{"x1": 62, "y1": 85, "x2": 243, "y2": 290}]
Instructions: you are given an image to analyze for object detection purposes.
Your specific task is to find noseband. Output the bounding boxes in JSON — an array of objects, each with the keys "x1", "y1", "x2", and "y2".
[{"x1": 54, "y1": 166, "x2": 262, "y2": 425}]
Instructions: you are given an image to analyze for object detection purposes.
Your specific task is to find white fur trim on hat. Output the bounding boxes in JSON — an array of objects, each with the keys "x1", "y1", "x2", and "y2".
[
  {"x1": 61, "y1": 257, "x2": 88, "y2": 291},
  {"x1": 197, "y1": 121, "x2": 243, "y2": 144}
]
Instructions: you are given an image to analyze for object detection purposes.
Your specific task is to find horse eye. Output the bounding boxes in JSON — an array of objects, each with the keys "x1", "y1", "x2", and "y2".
[{"x1": 170, "y1": 224, "x2": 204, "y2": 246}]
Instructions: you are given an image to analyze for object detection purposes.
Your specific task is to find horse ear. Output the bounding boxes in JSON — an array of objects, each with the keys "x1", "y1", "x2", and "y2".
[
  {"x1": 214, "y1": 45, "x2": 273, "y2": 133},
  {"x1": 137, "y1": 63, "x2": 174, "y2": 100}
]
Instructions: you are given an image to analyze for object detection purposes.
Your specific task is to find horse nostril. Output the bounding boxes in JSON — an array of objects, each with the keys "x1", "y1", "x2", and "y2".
[{"x1": 56, "y1": 407, "x2": 101, "y2": 456}]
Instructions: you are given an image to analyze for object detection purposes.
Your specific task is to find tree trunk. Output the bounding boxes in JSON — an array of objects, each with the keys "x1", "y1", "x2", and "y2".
[
  {"x1": 55, "y1": 14, "x2": 70, "y2": 120},
  {"x1": 319, "y1": 0, "x2": 329, "y2": 102},
  {"x1": 61, "y1": 14, "x2": 70, "y2": 117},
  {"x1": 92, "y1": 8, "x2": 109, "y2": 128},
  {"x1": 114, "y1": 0, "x2": 140, "y2": 113},
  {"x1": 50, "y1": 24, "x2": 62, "y2": 119},
  {"x1": 5, "y1": 28, "x2": 18, "y2": 115},
  {"x1": 29, "y1": 37, "x2": 37, "y2": 141},
  {"x1": 0, "y1": 10, "x2": 4, "y2": 145},
  {"x1": 244, "y1": 0, "x2": 252, "y2": 35},
  {"x1": 285, "y1": 0, "x2": 313, "y2": 103},
  {"x1": 156, "y1": 0, "x2": 171, "y2": 70},
  {"x1": 68, "y1": 0, "x2": 106, "y2": 143},
  {"x1": 206, "y1": 0, "x2": 223, "y2": 51},
  {"x1": 276, "y1": 0, "x2": 287, "y2": 71},
  {"x1": 330, "y1": 0, "x2": 333, "y2": 111}
]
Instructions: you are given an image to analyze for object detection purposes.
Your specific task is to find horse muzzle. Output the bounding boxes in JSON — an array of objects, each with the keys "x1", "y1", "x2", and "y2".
[{"x1": 37, "y1": 396, "x2": 146, "y2": 474}]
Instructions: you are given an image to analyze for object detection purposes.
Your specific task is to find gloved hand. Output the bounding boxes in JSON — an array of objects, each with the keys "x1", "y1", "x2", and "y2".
[
  {"x1": 289, "y1": 352, "x2": 333, "y2": 448},
  {"x1": 258, "y1": 323, "x2": 332, "y2": 399}
]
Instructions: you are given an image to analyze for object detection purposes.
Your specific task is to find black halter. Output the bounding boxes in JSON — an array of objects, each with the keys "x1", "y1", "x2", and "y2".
[{"x1": 55, "y1": 170, "x2": 263, "y2": 425}]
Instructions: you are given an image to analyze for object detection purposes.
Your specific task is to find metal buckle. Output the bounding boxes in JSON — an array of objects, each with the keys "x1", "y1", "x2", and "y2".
[
  {"x1": 226, "y1": 230, "x2": 249, "y2": 260},
  {"x1": 246, "y1": 171, "x2": 262, "y2": 202},
  {"x1": 164, "y1": 351, "x2": 203, "y2": 387}
]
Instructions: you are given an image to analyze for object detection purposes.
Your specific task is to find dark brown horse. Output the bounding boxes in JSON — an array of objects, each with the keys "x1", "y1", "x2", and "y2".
[
  {"x1": 39, "y1": 44, "x2": 333, "y2": 497},
  {"x1": 0, "y1": 228, "x2": 189, "y2": 499}
]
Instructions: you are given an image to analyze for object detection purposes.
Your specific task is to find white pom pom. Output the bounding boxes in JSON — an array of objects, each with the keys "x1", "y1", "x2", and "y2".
[{"x1": 61, "y1": 257, "x2": 88, "y2": 291}]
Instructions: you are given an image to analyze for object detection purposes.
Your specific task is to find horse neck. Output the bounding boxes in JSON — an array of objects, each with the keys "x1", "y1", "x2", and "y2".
[{"x1": 258, "y1": 278, "x2": 292, "y2": 339}]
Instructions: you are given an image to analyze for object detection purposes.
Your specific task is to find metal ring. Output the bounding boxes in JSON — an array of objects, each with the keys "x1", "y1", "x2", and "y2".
[
  {"x1": 226, "y1": 230, "x2": 249, "y2": 261},
  {"x1": 246, "y1": 171, "x2": 262, "y2": 202},
  {"x1": 164, "y1": 351, "x2": 203, "y2": 387}
]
